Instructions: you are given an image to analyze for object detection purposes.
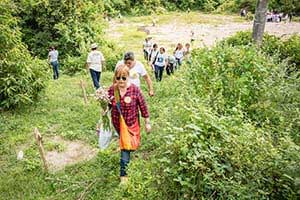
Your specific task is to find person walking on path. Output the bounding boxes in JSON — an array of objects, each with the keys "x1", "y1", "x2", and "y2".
[
  {"x1": 86, "y1": 43, "x2": 105, "y2": 89},
  {"x1": 166, "y1": 54, "x2": 176, "y2": 75},
  {"x1": 148, "y1": 43, "x2": 159, "y2": 70},
  {"x1": 184, "y1": 43, "x2": 192, "y2": 64},
  {"x1": 142, "y1": 37, "x2": 152, "y2": 61},
  {"x1": 116, "y1": 52, "x2": 154, "y2": 96},
  {"x1": 153, "y1": 47, "x2": 168, "y2": 82},
  {"x1": 108, "y1": 65, "x2": 151, "y2": 184},
  {"x1": 48, "y1": 46, "x2": 59, "y2": 80},
  {"x1": 173, "y1": 43, "x2": 185, "y2": 69}
]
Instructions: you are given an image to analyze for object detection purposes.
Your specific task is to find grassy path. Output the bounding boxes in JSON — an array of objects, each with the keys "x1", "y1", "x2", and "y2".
[{"x1": 0, "y1": 53, "x2": 178, "y2": 199}]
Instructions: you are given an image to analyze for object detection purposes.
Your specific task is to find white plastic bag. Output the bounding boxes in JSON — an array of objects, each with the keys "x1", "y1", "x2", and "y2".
[{"x1": 98, "y1": 126, "x2": 112, "y2": 150}]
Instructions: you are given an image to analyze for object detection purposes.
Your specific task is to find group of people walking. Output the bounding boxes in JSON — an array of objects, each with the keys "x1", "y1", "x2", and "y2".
[
  {"x1": 143, "y1": 36, "x2": 192, "y2": 82},
  {"x1": 47, "y1": 39, "x2": 192, "y2": 184}
]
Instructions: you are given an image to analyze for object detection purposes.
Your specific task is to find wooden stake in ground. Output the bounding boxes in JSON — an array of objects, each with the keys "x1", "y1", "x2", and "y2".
[
  {"x1": 80, "y1": 79, "x2": 88, "y2": 104},
  {"x1": 34, "y1": 128, "x2": 48, "y2": 172}
]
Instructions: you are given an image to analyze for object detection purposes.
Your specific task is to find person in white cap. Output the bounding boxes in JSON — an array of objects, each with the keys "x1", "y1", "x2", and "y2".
[{"x1": 86, "y1": 43, "x2": 105, "y2": 89}]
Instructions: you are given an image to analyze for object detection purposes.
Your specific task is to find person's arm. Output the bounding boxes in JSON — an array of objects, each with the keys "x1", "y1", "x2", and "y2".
[
  {"x1": 86, "y1": 62, "x2": 90, "y2": 70},
  {"x1": 143, "y1": 74, "x2": 154, "y2": 96},
  {"x1": 86, "y1": 53, "x2": 91, "y2": 70},
  {"x1": 48, "y1": 52, "x2": 51, "y2": 63},
  {"x1": 165, "y1": 55, "x2": 168, "y2": 68}
]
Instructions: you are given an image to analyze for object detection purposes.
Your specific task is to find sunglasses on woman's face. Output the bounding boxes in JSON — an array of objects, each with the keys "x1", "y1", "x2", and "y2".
[{"x1": 116, "y1": 76, "x2": 127, "y2": 81}]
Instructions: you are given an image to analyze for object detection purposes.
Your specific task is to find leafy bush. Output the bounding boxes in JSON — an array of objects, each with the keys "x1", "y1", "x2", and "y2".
[
  {"x1": 281, "y1": 35, "x2": 300, "y2": 68},
  {"x1": 189, "y1": 44, "x2": 300, "y2": 140},
  {"x1": 114, "y1": 43, "x2": 300, "y2": 199},
  {"x1": 223, "y1": 31, "x2": 300, "y2": 70},
  {"x1": 60, "y1": 55, "x2": 87, "y2": 76},
  {"x1": 222, "y1": 31, "x2": 282, "y2": 55},
  {"x1": 157, "y1": 101, "x2": 300, "y2": 199},
  {"x1": 0, "y1": 1, "x2": 49, "y2": 109},
  {"x1": 14, "y1": 0, "x2": 106, "y2": 58}
]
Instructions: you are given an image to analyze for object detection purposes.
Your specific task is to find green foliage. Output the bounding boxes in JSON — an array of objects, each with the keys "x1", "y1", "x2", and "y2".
[
  {"x1": 60, "y1": 55, "x2": 88, "y2": 76},
  {"x1": 281, "y1": 35, "x2": 300, "y2": 68},
  {"x1": 223, "y1": 31, "x2": 300, "y2": 70},
  {"x1": 14, "y1": 0, "x2": 106, "y2": 58},
  {"x1": 269, "y1": 0, "x2": 300, "y2": 15},
  {"x1": 157, "y1": 102, "x2": 300, "y2": 199},
  {"x1": 0, "y1": 0, "x2": 49, "y2": 109},
  {"x1": 102, "y1": 0, "x2": 300, "y2": 16}
]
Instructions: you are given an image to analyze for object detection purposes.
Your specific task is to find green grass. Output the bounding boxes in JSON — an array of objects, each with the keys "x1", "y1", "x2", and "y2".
[
  {"x1": 0, "y1": 56, "x2": 176, "y2": 199},
  {"x1": 123, "y1": 11, "x2": 244, "y2": 25},
  {"x1": 0, "y1": 71, "x2": 117, "y2": 199}
]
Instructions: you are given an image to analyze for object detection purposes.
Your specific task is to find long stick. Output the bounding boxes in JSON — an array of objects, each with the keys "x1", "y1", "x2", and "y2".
[
  {"x1": 80, "y1": 79, "x2": 88, "y2": 104},
  {"x1": 34, "y1": 128, "x2": 48, "y2": 172}
]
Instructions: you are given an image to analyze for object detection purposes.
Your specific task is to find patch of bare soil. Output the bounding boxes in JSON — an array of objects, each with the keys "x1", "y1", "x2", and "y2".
[
  {"x1": 147, "y1": 22, "x2": 300, "y2": 48},
  {"x1": 46, "y1": 136, "x2": 98, "y2": 172},
  {"x1": 108, "y1": 19, "x2": 300, "y2": 50}
]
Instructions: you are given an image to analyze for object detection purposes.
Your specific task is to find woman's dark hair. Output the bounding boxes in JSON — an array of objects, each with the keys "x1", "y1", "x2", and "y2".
[
  {"x1": 124, "y1": 51, "x2": 135, "y2": 61},
  {"x1": 153, "y1": 43, "x2": 158, "y2": 48}
]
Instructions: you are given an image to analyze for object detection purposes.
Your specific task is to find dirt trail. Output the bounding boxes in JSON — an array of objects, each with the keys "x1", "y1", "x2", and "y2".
[{"x1": 108, "y1": 19, "x2": 300, "y2": 50}]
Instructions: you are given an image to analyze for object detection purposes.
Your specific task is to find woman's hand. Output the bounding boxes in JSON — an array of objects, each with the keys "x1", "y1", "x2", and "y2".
[
  {"x1": 145, "y1": 123, "x2": 151, "y2": 133},
  {"x1": 145, "y1": 118, "x2": 151, "y2": 133}
]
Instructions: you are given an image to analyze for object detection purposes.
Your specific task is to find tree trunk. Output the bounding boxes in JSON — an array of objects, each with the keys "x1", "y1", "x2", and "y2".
[{"x1": 252, "y1": 0, "x2": 269, "y2": 46}]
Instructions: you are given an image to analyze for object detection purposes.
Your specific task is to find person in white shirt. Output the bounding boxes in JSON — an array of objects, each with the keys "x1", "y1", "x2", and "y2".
[
  {"x1": 153, "y1": 47, "x2": 168, "y2": 82},
  {"x1": 173, "y1": 43, "x2": 185, "y2": 69},
  {"x1": 115, "y1": 52, "x2": 154, "y2": 96},
  {"x1": 48, "y1": 46, "x2": 59, "y2": 79},
  {"x1": 166, "y1": 54, "x2": 176, "y2": 75},
  {"x1": 184, "y1": 43, "x2": 192, "y2": 63},
  {"x1": 86, "y1": 43, "x2": 105, "y2": 89},
  {"x1": 143, "y1": 37, "x2": 152, "y2": 61},
  {"x1": 148, "y1": 43, "x2": 159, "y2": 70}
]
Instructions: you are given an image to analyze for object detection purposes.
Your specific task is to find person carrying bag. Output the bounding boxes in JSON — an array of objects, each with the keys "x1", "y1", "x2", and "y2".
[{"x1": 108, "y1": 64, "x2": 151, "y2": 184}]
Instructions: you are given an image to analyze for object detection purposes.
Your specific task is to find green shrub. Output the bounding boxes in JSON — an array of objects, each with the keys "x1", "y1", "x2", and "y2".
[
  {"x1": 0, "y1": 0, "x2": 49, "y2": 109},
  {"x1": 60, "y1": 55, "x2": 88, "y2": 76},
  {"x1": 281, "y1": 34, "x2": 300, "y2": 68},
  {"x1": 14, "y1": 0, "x2": 106, "y2": 58},
  {"x1": 223, "y1": 31, "x2": 282, "y2": 55},
  {"x1": 157, "y1": 101, "x2": 300, "y2": 199}
]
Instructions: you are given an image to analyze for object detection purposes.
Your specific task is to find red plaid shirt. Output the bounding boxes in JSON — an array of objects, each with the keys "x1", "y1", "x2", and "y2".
[{"x1": 108, "y1": 84, "x2": 149, "y2": 133}]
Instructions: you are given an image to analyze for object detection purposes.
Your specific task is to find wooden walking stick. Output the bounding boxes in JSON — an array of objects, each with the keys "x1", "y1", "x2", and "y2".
[
  {"x1": 34, "y1": 128, "x2": 48, "y2": 172},
  {"x1": 80, "y1": 79, "x2": 88, "y2": 104}
]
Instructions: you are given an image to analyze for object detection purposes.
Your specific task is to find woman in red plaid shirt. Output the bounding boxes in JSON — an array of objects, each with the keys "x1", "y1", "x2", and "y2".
[{"x1": 108, "y1": 64, "x2": 151, "y2": 184}]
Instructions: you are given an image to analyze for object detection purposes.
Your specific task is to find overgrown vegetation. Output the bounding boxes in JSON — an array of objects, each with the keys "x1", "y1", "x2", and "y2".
[
  {"x1": 1, "y1": 0, "x2": 300, "y2": 198},
  {"x1": 116, "y1": 33, "x2": 300, "y2": 199},
  {"x1": 12, "y1": 0, "x2": 123, "y2": 74},
  {"x1": 103, "y1": 0, "x2": 300, "y2": 16},
  {"x1": 0, "y1": 0, "x2": 49, "y2": 109}
]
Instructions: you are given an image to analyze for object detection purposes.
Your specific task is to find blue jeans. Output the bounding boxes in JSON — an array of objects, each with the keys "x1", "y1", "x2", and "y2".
[
  {"x1": 90, "y1": 69, "x2": 101, "y2": 89},
  {"x1": 166, "y1": 63, "x2": 174, "y2": 75},
  {"x1": 120, "y1": 150, "x2": 131, "y2": 177},
  {"x1": 154, "y1": 65, "x2": 164, "y2": 82},
  {"x1": 175, "y1": 58, "x2": 182, "y2": 69},
  {"x1": 143, "y1": 50, "x2": 149, "y2": 61},
  {"x1": 51, "y1": 61, "x2": 59, "y2": 79}
]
